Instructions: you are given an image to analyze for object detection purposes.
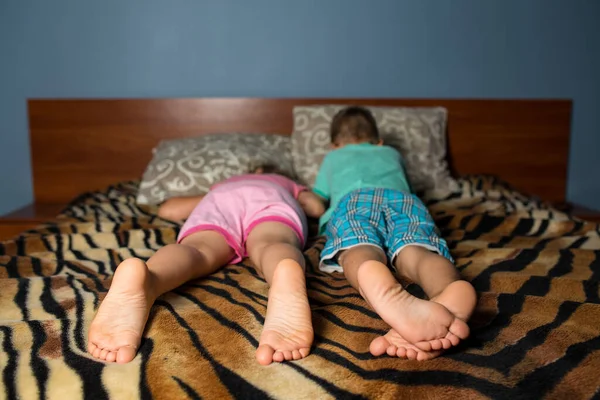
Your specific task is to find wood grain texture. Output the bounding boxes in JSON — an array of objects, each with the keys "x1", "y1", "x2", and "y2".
[
  {"x1": 0, "y1": 224, "x2": 39, "y2": 241},
  {"x1": 1, "y1": 203, "x2": 64, "y2": 220},
  {"x1": 28, "y1": 98, "x2": 571, "y2": 204},
  {"x1": 0, "y1": 203, "x2": 63, "y2": 241}
]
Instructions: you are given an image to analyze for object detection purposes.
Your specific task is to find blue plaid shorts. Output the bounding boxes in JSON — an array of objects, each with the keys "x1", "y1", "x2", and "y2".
[{"x1": 320, "y1": 188, "x2": 454, "y2": 272}]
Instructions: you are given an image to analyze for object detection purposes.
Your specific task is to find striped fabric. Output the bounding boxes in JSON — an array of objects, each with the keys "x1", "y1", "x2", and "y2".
[{"x1": 1, "y1": 176, "x2": 600, "y2": 399}]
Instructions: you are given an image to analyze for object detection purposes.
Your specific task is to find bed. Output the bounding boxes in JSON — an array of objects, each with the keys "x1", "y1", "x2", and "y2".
[{"x1": 2, "y1": 98, "x2": 599, "y2": 399}]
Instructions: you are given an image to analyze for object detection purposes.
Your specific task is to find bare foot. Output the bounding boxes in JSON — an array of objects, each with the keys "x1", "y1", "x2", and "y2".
[
  {"x1": 427, "y1": 280, "x2": 477, "y2": 348},
  {"x1": 370, "y1": 280, "x2": 477, "y2": 358},
  {"x1": 256, "y1": 259, "x2": 314, "y2": 365},
  {"x1": 431, "y1": 280, "x2": 477, "y2": 321},
  {"x1": 88, "y1": 258, "x2": 154, "y2": 363},
  {"x1": 370, "y1": 330, "x2": 442, "y2": 361},
  {"x1": 357, "y1": 261, "x2": 469, "y2": 352}
]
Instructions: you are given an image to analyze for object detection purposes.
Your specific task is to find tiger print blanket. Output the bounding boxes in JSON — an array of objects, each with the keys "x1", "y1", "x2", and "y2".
[{"x1": 1, "y1": 176, "x2": 599, "y2": 400}]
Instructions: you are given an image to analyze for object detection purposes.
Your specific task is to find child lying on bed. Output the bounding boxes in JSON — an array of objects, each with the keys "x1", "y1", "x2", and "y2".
[
  {"x1": 314, "y1": 106, "x2": 477, "y2": 360},
  {"x1": 87, "y1": 166, "x2": 324, "y2": 365}
]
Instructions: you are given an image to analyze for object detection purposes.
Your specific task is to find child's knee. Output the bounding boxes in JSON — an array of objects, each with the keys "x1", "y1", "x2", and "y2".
[
  {"x1": 338, "y1": 245, "x2": 387, "y2": 269},
  {"x1": 396, "y1": 245, "x2": 429, "y2": 260},
  {"x1": 394, "y1": 245, "x2": 455, "y2": 273},
  {"x1": 247, "y1": 222, "x2": 302, "y2": 249},
  {"x1": 248, "y1": 240, "x2": 301, "y2": 262},
  {"x1": 261, "y1": 241, "x2": 296, "y2": 251}
]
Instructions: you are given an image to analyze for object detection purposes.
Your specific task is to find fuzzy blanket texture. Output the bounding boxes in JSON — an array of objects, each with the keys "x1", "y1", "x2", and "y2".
[{"x1": 1, "y1": 176, "x2": 599, "y2": 400}]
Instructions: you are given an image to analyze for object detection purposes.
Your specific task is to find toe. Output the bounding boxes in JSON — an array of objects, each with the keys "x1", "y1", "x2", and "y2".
[
  {"x1": 414, "y1": 340, "x2": 433, "y2": 352},
  {"x1": 449, "y1": 318, "x2": 470, "y2": 340},
  {"x1": 92, "y1": 347, "x2": 103, "y2": 359},
  {"x1": 106, "y1": 351, "x2": 117, "y2": 363},
  {"x1": 396, "y1": 346, "x2": 407, "y2": 358},
  {"x1": 299, "y1": 348, "x2": 310, "y2": 358},
  {"x1": 369, "y1": 336, "x2": 390, "y2": 356},
  {"x1": 116, "y1": 345, "x2": 137, "y2": 364},
  {"x1": 423, "y1": 349, "x2": 443, "y2": 361},
  {"x1": 429, "y1": 339, "x2": 443, "y2": 351},
  {"x1": 406, "y1": 348, "x2": 418, "y2": 360},
  {"x1": 272, "y1": 350, "x2": 285, "y2": 363},
  {"x1": 292, "y1": 350, "x2": 301, "y2": 360},
  {"x1": 256, "y1": 344, "x2": 275, "y2": 366},
  {"x1": 446, "y1": 332, "x2": 461, "y2": 347},
  {"x1": 282, "y1": 350, "x2": 293, "y2": 361},
  {"x1": 386, "y1": 345, "x2": 398, "y2": 357},
  {"x1": 100, "y1": 349, "x2": 110, "y2": 360},
  {"x1": 440, "y1": 338, "x2": 452, "y2": 349}
]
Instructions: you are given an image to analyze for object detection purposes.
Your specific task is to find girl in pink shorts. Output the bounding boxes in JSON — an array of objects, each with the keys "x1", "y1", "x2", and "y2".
[
  {"x1": 87, "y1": 167, "x2": 325, "y2": 367},
  {"x1": 177, "y1": 173, "x2": 309, "y2": 264}
]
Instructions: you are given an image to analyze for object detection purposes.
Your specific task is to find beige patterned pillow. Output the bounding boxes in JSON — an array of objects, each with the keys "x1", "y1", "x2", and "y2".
[
  {"x1": 136, "y1": 133, "x2": 295, "y2": 205},
  {"x1": 291, "y1": 105, "x2": 457, "y2": 192}
]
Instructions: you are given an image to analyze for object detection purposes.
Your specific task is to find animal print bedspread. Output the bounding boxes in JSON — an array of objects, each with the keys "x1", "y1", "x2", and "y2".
[{"x1": 1, "y1": 176, "x2": 599, "y2": 400}]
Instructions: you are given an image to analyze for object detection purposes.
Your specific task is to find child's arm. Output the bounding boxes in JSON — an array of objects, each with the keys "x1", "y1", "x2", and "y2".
[
  {"x1": 309, "y1": 156, "x2": 330, "y2": 215},
  {"x1": 297, "y1": 190, "x2": 326, "y2": 218},
  {"x1": 157, "y1": 195, "x2": 204, "y2": 221}
]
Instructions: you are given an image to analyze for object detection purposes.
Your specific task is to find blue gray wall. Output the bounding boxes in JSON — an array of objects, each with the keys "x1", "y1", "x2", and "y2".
[{"x1": 1, "y1": 0, "x2": 599, "y2": 213}]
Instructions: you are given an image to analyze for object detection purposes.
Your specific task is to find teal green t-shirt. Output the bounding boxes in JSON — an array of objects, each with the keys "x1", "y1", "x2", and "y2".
[{"x1": 313, "y1": 143, "x2": 411, "y2": 232}]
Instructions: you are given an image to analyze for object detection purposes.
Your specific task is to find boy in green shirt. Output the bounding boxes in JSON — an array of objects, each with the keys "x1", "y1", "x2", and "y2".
[{"x1": 315, "y1": 106, "x2": 476, "y2": 360}]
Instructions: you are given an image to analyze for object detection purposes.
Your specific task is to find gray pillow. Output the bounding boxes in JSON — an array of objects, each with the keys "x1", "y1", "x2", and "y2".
[
  {"x1": 291, "y1": 105, "x2": 457, "y2": 192},
  {"x1": 136, "y1": 133, "x2": 295, "y2": 205}
]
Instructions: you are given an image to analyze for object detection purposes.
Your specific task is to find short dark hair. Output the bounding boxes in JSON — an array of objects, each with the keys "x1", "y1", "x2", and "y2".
[
  {"x1": 330, "y1": 106, "x2": 379, "y2": 145},
  {"x1": 250, "y1": 163, "x2": 292, "y2": 179}
]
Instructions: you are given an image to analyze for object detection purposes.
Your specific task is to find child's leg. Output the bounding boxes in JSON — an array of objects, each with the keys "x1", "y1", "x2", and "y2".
[
  {"x1": 320, "y1": 189, "x2": 467, "y2": 359},
  {"x1": 368, "y1": 247, "x2": 477, "y2": 359},
  {"x1": 244, "y1": 221, "x2": 313, "y2": 366},
  {"x1": 88, "y1": 231, "x2": 234, "y2": 363},
  {"x1": 393, "y1": 245, "x2": 476, "y2": 320},
  {"x1": 338, "y1": 245, "x2": 469, "y2": 353}
]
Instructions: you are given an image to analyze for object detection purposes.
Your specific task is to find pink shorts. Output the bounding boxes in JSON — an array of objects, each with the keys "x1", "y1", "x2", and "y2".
[{"x1": 177, "y1": 179, "x2": 308, "y2": 264}]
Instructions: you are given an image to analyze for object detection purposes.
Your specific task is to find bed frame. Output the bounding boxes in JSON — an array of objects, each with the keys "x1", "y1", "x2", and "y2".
[{"x1": 27, "y1": 98, "x2": 571, "y2": 207}]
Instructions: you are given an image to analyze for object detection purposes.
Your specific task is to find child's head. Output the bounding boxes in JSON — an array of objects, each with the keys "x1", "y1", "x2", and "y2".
[
  {"x1": 330, "y1": 106, "x2": 380, "y2": 148},
  {"x1": 250, "y1": 163, "x2": 292, "y2": 178}
]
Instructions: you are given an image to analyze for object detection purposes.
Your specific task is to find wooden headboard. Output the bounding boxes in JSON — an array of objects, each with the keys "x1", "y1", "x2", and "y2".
[{"x1": 28, "y1": 98, "x2": 571, "y2": 205}]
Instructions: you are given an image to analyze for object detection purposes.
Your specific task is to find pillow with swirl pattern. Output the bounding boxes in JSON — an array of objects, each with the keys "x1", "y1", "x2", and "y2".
[
  {"x1": 136, "y1": 133, "x2": 295, "y2": 205},
  {"x1": 291, "y1": 105, "x2": 457, "y2": 193}
]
